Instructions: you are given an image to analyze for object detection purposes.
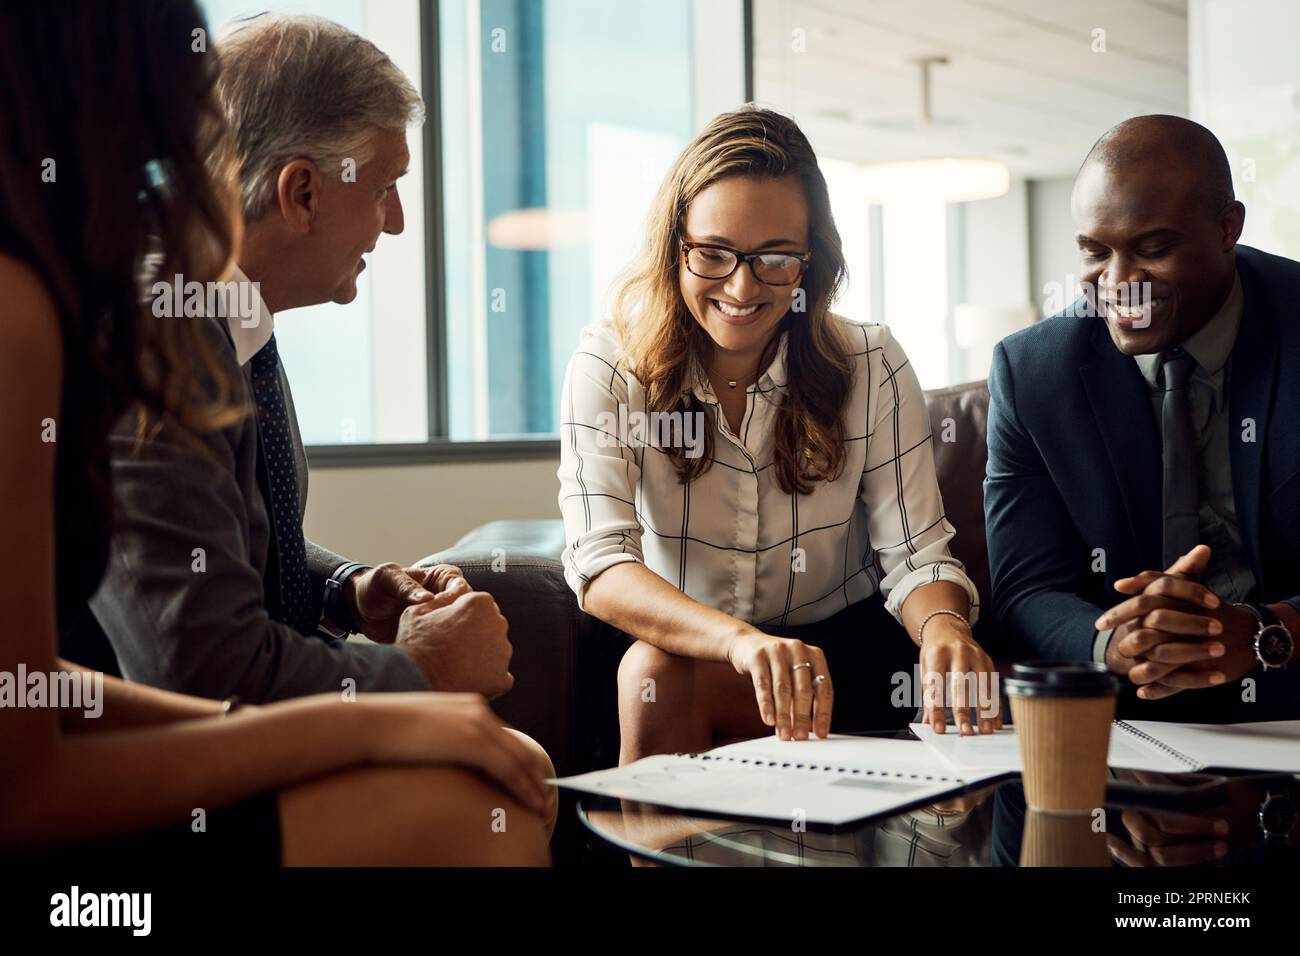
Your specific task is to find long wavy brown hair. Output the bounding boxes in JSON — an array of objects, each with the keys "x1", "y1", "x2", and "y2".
[
  {"x1": 0, "y1": 0, "x2": 244, "y2": 462},
  {"x1": 610, "y1": 106, "x2": 854, "y2": 495}
]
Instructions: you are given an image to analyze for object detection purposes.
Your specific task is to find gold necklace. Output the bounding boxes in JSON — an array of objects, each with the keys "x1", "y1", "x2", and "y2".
[{"x1": 721, "y1": 369, "x2": 759, "y2": 390}]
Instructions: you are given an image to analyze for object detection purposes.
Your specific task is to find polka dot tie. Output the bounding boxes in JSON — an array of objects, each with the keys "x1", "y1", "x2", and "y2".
[{"x1": 249, "y1": 335, "x2": 319, "y2": 635}]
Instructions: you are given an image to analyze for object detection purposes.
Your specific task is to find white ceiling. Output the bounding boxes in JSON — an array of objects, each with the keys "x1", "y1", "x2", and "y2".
[{"x1": 753, "y1": 0, "x2": 1190, "y2": 178}]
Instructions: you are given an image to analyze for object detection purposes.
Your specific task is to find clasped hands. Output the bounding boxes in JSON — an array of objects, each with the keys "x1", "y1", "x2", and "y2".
[
  {"x1": 344, "y1": 562, "x2": 470, "y2": 641},
  {"x1": 1094, "y1": 544, "x2": 1258, "y2": 701},
  {"x1": 344, "y1": 562, "x2": 516, "y2": 698}
]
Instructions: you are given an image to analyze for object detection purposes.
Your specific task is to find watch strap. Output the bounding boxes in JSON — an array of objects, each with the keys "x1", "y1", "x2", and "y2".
[
  {"x1": 1236, "y1": 602, "x2": 1280, "y2": 628},
  {"x1": 323, "y1": 562, "x2": 371, "y2": 634},
  {"x1": 1236, "y1": 602, "x2": 1293, "y2": 669}
]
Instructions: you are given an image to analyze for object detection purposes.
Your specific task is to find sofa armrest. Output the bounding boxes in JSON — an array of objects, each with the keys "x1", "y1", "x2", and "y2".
[{"x1": 417, "y1": 520, "x2": 584, "y2": 776}]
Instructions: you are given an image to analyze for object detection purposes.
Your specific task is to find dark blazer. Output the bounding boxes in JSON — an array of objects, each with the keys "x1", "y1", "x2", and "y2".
[
  {"x1": 985, "y1": 245, "x2": 1300, "y2": 722},
  {"x1": 85, "y1": 316, "x2": 428, "y2": 701}
]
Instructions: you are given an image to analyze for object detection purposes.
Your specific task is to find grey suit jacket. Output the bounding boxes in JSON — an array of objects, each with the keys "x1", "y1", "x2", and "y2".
[{"x1": 88, "y1": 316, "x2": 428, "y2": 701}]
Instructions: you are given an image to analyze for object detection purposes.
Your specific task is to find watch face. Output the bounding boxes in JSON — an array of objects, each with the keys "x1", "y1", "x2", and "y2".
[{"x1": 1257, "y1": 625, "x2": 1294, "y2": 667}]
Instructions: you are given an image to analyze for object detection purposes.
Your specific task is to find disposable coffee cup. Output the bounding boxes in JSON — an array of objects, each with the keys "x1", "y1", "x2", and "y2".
[
  {"x1": 1006, "y1": 661, "x2": 1118, "y2": 812},
  {"x1": 1020, "y1": 810, "x2": 1110, "y2": 867}
]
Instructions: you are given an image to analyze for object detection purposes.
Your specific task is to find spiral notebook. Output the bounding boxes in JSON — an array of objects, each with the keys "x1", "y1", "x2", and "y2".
[
  {"x1": 910, "y1": 719, "x2": 1300, "y2": 775},
  {"x1": 553, "y1": 734, "x2": 1007, "y2": 825}
]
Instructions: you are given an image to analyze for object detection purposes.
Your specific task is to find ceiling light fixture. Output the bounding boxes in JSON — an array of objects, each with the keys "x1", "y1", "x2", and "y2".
[{"x1": 860, "y1": 55, "x2": 1011, "y2": 203}]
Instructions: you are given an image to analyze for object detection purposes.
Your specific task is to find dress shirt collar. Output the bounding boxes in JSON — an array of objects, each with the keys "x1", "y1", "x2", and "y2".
[{"x1": 225, "y1": 265, "x2": 275, "y2": 365}]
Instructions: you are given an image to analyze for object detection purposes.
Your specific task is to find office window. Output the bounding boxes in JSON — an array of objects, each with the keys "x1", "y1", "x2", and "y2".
[
  {"x1": 819, "y1": 158, "x2": 875, "y2": 331},
  {"x1": 200, "y1": 0, "x2": 742, "y2": 455},
  {"x1": 438, "y1": 0, "x2": 695, "y2": 439},
  {"x1": 202, "y1": 0, "x2": 429, "y2": 446}
]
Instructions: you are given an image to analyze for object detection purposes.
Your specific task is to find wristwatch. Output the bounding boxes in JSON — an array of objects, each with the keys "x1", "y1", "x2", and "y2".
[
  {"x1": 323, "y1": 562, "x2": 372, "y2": 635},
  {"x1": 1258, "y1": 790, "x2": 1298, "y2": 844},
  {"x1": 1234, "y1": 603, "x2": 1295, "y2": 670}
]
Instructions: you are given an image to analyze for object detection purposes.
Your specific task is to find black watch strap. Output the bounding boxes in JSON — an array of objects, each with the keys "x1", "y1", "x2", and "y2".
[
  {"x1": 323, "y1": 562, "x2": 371, "y2": 634},
  {"x1": 1236, "y1": 602, "x2": 1294, "y2": 670},
  {"x1": 1238, "y1": 603, "x2": 1280, "y2": 628}
]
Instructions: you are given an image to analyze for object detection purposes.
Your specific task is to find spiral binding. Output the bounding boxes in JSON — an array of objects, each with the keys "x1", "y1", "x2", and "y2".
[
  {"x1": 1113, "y1": 720, "x2": 1202, "y2": 770},
  {"x1": 672, "y1": 751, "x2": 958, "y2": 783}
]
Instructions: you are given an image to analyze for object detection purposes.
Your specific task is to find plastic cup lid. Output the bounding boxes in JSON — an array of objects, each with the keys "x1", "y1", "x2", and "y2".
[{"x1": 1004, "y1": 660, "x2": 1119, "y2": 698}]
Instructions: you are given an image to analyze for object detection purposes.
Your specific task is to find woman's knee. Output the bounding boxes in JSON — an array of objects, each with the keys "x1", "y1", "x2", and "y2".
[
  {"x1": 280, "y1": 764, "x2": 550, "y2": 866},
  {"x1": 502, "y1": 728, "x2": 558, "y2": 834},
  {"x1": 617, "y1": 641, "x2": 738, "y2": 761},
  {"x1": 617, "y1": 639, "x2": 690, "y2": 705}
]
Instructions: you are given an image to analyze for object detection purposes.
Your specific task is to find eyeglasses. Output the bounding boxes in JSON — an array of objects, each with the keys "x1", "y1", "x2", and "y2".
[{"x1": 680, "y1": 239, "x2": 811, "y2": 287}]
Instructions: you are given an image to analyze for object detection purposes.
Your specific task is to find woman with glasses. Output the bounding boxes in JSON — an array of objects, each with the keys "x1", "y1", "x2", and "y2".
[{"x1": 559, "y1": 107, "x2": 1002, "y2": 763}]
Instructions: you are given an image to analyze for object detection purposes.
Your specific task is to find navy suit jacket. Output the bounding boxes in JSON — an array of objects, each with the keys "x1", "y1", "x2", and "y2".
[{"x1": 985, "y1": 245, "x2": 1300, "y2": 722}]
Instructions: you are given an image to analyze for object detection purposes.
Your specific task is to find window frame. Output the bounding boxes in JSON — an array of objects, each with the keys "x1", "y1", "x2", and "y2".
[{"x1": 307, "y1": 0, "x2": 755, "y2": 468}]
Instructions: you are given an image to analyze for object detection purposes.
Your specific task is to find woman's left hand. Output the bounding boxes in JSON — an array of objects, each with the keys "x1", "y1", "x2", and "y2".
[{"x1": 918, "y1": 623, "x2": 1003, "y2": 736}]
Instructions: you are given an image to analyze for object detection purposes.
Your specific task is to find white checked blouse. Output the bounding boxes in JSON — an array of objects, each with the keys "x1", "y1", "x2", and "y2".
[{"x1": 558, "y1": 316, "x2": 980, "y2": 629}]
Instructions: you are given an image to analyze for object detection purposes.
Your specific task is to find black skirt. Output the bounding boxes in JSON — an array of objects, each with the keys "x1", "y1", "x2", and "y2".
[
  {"x1": 758, "y1": 593, "x2": 924, "y2": 732},
  {"x1": 2, "y1": 790, "x2": 282, "y2": 866}
]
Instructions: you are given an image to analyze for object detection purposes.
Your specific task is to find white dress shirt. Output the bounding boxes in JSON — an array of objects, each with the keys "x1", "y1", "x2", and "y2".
[
  {"x1": 223, "y1": 265, "x2": 274, "y2": 364},
  {"x1": 557, "y1": 316, "x2": 979, "y2": 628},
  {"x1": 139, "y1": 256, "x2": 272, "y2": 365}
]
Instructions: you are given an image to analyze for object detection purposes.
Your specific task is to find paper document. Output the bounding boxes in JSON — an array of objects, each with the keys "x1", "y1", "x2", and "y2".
[
  {"x1": 910, "y1": 719, "x2": 1300, "y2": 774},
  {"x1": 553, "y1": 733, "x2": 1007, "y2": 826},
  {"x1": 1123, "y1": 719, "x2": 1300, "y2": 773}
]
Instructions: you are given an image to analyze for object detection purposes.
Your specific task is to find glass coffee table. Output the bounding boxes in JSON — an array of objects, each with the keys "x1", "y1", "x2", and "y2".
[{"x1": 576, "y1": 730, "x2": 1300, "y2": 867}]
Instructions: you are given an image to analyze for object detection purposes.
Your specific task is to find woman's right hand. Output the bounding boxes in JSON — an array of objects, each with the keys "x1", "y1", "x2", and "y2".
[
  {"x1": 359, "y1": 693, "x2": 550, "y2": 814},
  {"x1": 725, "y1": 630, "x2": 834, "y2": 741}
]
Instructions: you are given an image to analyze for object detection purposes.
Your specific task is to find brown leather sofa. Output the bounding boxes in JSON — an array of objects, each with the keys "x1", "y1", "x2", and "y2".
[{"x1": 417, "y1": 379, "x2": 995, "y2": 783}]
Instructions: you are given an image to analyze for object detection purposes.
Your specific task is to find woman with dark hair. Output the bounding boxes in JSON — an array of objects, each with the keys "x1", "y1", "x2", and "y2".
[
  {"x1": 559, "y1": 107, "x2": 1003, "y2": 762},
  {"x1": 0, "y1": 1, "x2": 548, "y2": 864}
]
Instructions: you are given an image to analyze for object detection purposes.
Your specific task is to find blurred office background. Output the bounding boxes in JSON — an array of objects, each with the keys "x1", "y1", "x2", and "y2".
[{"x1": 199, "y1": 0, "x2": 1300, "y2": 562}]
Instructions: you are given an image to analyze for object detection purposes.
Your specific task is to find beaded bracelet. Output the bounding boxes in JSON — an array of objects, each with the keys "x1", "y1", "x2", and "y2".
[{"x1": 917, "y1": 609, "x2": 972, "y2": 644}]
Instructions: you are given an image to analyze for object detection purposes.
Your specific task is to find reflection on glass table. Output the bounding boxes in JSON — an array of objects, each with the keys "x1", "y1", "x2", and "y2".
[{"x1": 577, "y1": 733, "x2": 1300, "y2": 868}]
